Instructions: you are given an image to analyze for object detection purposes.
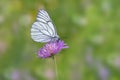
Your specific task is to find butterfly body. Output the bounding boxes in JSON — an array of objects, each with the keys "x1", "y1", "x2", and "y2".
[{"x1": 31, "y1": 9, "x2": 59, "y2": 43}]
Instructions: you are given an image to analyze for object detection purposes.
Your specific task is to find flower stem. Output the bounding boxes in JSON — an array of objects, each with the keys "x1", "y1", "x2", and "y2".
[{"x1": 53, "y1": 56, "x2": 59, "y2": 80}]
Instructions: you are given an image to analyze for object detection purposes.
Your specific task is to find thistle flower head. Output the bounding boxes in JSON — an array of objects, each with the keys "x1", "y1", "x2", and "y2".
[{"x1": 38, "y1": 40, "x2": 68, "y2": 58}]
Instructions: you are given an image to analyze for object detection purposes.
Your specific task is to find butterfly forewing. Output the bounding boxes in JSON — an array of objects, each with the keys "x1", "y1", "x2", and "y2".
[
  {"x1": 37, "y1": 10, "x2": 51, "y2": 22},
  {"x1": 31, "y1": 9, "x2": 59, "y2": 43}
]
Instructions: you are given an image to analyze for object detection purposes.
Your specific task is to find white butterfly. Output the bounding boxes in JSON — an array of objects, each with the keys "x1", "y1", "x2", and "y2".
[{"x1": 31, "y1": 9, "x2": 59, "y2": 43}]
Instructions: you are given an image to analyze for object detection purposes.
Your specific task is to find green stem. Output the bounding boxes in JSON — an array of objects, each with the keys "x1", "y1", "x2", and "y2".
[{"x1": 53, "y1": 56, "x2": 59, "y2": 80}]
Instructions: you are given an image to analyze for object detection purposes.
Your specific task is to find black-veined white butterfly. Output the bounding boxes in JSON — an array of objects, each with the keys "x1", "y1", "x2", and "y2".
[{"x1": 31, "y1": 9, "x2": 59, "y2": 43}]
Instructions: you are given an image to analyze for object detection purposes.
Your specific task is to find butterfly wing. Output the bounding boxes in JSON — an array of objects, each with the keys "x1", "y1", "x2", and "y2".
[{"x1": 31, "y1": 9, "x2": 59, "y2": 42}]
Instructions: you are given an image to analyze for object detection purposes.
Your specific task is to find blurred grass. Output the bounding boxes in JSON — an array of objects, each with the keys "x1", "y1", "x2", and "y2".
[{"x1": 0, "y1": 0, "x2": 120, "y2": 80}]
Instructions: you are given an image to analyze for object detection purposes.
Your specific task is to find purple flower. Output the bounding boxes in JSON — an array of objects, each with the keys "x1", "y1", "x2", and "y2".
[{"x1": 38, "y1": 40, "x2": 68, "y2": 58}]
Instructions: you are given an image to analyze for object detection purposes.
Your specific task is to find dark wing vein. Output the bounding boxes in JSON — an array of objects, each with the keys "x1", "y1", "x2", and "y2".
[
  {"x1": 46, "y1": 22, "x2": 55, "y2": 36},
  {"x1": 37, "y1": 22, "x2": 52, "y2": 36},
  {"x1": 32, "y1": 24, "x2": 51, "y2": 37}
]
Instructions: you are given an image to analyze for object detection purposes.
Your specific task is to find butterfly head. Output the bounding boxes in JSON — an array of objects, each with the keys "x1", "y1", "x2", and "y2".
[{"x1": 50, "y1": 36, "x2": 60, "y2": 42}]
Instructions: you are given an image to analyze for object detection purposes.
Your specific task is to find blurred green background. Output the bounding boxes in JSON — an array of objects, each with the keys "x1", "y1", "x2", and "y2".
[{"x1": 0, "y1": 0, "x2": 120, "y2": 80}]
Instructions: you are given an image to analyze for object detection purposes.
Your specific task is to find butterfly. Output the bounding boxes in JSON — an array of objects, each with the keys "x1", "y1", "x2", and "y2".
[{"x1": 31, "y1": 9, "x2": 59, "y2": 43}]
